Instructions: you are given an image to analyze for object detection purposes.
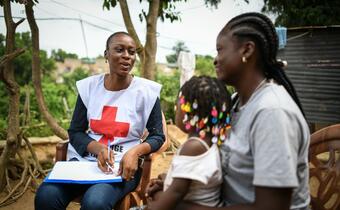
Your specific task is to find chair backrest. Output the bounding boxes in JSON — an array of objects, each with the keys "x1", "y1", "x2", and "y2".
[
  {"x1": 309, "y1": 124, "x2": 340, "y2": 210},
  {"x1": 134, "y1": 112, "x2": 169, "y2": 204}
]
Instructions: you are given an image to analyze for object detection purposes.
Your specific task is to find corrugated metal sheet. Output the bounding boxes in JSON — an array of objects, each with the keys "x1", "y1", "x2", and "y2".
[{"x1": 278, "y1": 27, "x2": 340, "y2": 124}]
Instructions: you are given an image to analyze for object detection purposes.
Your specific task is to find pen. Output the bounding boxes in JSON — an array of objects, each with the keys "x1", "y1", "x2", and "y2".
[
  {"x1": 107, "y1": 140, "x2": 111, "y2": 173},
  {"x1": 106, "y1": 162, "x2": 114, "y2": 173}
]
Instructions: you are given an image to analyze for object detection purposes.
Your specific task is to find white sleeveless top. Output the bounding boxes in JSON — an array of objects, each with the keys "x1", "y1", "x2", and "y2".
[
  {"x1": 67, "y1": 74, "x2": 161, "y2": 162},
  {"x1": 164, "y1": 137, "x2": 223, "y2": 207}
]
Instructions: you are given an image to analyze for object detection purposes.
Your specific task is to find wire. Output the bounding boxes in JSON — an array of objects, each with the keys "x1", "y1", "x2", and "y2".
[
  {"x1": 49, "y1": 0, "x2": 124, "y2": 28},
  {"x1": 35, "y1": 5, "x2": 62, "y2": 18}
]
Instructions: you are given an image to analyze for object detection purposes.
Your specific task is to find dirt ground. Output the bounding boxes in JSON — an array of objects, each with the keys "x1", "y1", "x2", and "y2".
[{"x1": 0, "y1": 125, "x2": 186, "y2": 210}]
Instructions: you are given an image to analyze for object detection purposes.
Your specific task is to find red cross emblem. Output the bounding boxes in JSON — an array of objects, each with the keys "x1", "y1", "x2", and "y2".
[{"x1": 90, "y1": 106, "x2": 130, "y2": 145}]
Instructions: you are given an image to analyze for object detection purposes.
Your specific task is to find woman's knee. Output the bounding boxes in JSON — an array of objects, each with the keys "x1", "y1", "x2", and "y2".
[
  {"x1": 35, "y1": 183, "x2": 66, "y2": 210},
  {"x1": 81, "y1": 183, "x2": 123, "y2": 210},
  {"x1": 81, "y1": 197, "x2": 112, "y2": 210}
]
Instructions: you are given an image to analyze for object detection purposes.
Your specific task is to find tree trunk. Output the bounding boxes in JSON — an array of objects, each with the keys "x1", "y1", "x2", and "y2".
[
  {"x1": 0, "y1": 0, "x2": 25, "y2": 192},
  {"x1": 119, "y1": 0, "x2": 145, "y2": 63},
  {"x1": 25, "y1": 1, "x2": 68, "y2": 140},
  {"x1": 143, "y1": 0, "x2": 159, "y2": 80},
  {"x1": 118, "y1": 0, "x2": 159, "y2": 80}
]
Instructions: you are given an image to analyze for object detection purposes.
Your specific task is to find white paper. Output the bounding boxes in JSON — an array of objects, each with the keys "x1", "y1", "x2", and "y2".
[{"x1": 46, "y1": 161, "x2": 122, "y2": 183}]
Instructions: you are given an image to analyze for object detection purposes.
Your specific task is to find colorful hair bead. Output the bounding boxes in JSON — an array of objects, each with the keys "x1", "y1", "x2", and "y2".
[
  {"x1": 190, "y1": 118, "x2": 196, "y2": 126},
  {"x1": 192, "y1": 99, "x2": 198, "y2": 109},
  {"x1": 199, "y1": 130, "x2": 206, "y2": 139},
  {"x1": 185, "y1": 123, "x2": 191, "y2": 130},
  {"x1": 179, "y1": 96, "x2": 185, "y2": 105},
  {"x1": 219, "y1": 112, "x2": 223, "y2": 119},
  {"x1": 226, "y1": 114, "x2": 230, "y2": 124},
  {"x1": 183, "y1": 103, "x2": 191, "y2": 112},
  {"x1": 212, "y1": 126, "x2": 219, "y2": 135},
  {"x1": 183, "y1": 114, "x2": 188, "y2": 123},
  {"x1": 198, "y1": 119, "x2": 205, "y2": 129},
  {"x1": 222, "y1": 103, "x2": 226, "y2": 111},
  {"x1": 212, "y1": 136, "x2": 218, "y2": 144},
  {"x1": 211, "y1": 106, "x2": 218, "y2": 117},
  {"x1": 211, "y1": 117, "x2": 218, "y2": 124},
  {"x1": 203, "y1": 117, "x2": 208, "y2": 124}
]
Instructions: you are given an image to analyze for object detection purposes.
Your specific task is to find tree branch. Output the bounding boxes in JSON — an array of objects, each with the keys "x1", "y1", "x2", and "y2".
[
  {"x1": 142, "y1": 0, "x2": 160, "y2": 79},
  {"x1": 22, "y1": 135, "x2": 45, "y2": 176},
  {"x1": 25, "y1": 0, "x2": 68, "y2": 139},
  {"x1": 0, "y1": 49, "x2": 25, "y2": 68},
  {"x1": 14, "y1": 18, "x2": 25, "y2": 28}
]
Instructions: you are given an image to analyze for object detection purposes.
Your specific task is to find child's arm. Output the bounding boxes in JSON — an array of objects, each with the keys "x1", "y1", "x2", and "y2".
[
  {"x1": 147, "y1": 139, "x2": 208, "y2": 210},
  {"x1": 147, "y1": 177, "x2": 191, "y2": 210}
]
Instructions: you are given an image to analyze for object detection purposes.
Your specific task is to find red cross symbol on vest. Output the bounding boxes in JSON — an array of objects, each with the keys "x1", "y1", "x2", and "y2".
[{"x1": 90, "y1": 106, "x2": 130, "y2": 145}]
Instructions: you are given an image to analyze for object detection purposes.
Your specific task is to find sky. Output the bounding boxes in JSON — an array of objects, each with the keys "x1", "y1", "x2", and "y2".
[{"x1": 0, "y1": 0, "x2": 268, "y2": 63}]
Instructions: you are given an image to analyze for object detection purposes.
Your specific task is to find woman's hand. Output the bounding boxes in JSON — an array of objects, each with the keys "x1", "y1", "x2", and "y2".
[
  {"x1": 145, "y1": 173, "x2": 166, "y2": 201},
  {"x1": 97, "y1": 147, "x2": 115, "y2": 174},
  {"x1": 118, "y1": 149, "x2": 139, "y2": 181}
]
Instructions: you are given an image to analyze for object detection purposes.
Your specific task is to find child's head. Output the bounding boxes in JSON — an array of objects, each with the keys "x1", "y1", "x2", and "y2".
[{"x1": 175, "y1": 76, "x2": 231, "y2": 144}]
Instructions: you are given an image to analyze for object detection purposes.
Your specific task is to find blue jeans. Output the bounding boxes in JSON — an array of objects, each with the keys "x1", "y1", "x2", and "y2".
[{"x1": 35, "y1": 168, "x2": 142, "y2": 210}]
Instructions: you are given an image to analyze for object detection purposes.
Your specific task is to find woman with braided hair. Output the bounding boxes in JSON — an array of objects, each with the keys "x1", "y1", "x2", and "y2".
[{"x1": 146, "y1": 12, "x2": 310, "y2": 210}]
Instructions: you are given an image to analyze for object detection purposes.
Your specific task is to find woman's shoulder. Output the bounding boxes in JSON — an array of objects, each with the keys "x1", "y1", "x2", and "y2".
[
  {"x1": 134, "y1": 76, "x2": 162, "y2": 89},
  {"x1": 76, "y1": 74, "x2": 105, "y2": 88},
  {"x1": 77, "y1": 74, "x2": 104, "y2": 85},
  {"x1": 133, "y1": 76, "x2": 162, "y2": 98}
]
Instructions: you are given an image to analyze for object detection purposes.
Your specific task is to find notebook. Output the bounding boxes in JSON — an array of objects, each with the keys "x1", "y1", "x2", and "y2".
[{"x1": 45, "y1": 161, "x2": 122, "y2": 184}]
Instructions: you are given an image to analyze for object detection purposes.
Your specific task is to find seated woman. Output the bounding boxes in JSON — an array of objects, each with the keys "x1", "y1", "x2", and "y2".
[{"x1": 35, "y1": 32, "x2": 165, "y2": 210}]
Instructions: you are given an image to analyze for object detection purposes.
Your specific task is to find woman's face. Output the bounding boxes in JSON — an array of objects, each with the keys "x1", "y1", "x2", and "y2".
[
  {"x1": 214, "y1": 32, "x2": 243, "y2": 85},
  {"x1": 105, "y1": 34, "x2": 136, "y2": 77}
]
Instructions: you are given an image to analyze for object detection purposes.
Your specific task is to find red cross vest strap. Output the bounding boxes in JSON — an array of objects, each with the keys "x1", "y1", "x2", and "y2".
[{"x1": 67, "y1": 74, "x2": 162, "y2": 162}]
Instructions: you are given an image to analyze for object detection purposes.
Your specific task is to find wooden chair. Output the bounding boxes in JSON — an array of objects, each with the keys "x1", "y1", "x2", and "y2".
[
  {"x1": 55, "y1": 113, "x2": 169, "y2": 210},
  {"x1": 309, "y1": 124, "x2": 340, "y2": 210}
]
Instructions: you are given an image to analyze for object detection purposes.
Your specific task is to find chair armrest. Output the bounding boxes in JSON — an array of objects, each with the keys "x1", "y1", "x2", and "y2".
[
  {"x1": 56, "y1": 140, "x2": 69, "y2": 162},
  {"x1": 139, "y1": 154, "x2": 152, "y2": 203}
]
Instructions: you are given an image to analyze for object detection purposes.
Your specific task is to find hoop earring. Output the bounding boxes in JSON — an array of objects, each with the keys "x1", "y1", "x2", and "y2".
[{"x1": 242, "y1": 56, "x2": 247, "y2": 63}]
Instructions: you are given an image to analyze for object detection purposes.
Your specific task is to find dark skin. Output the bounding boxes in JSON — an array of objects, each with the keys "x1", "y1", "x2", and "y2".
[
  {"x1": 146, "y1": 30, "x2": 293, "y2": 210},
  {"x1": 87, "y1": 34, "x2": 152, "y2": 181},
  {"x1": 146, "y1": 101, "x2": 213, "y2": 210}
]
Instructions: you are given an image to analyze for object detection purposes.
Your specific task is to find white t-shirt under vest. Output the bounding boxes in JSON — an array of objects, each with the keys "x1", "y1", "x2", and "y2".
[{"x1": 67, "y1": 74, "x2": 162, "y2": 162}]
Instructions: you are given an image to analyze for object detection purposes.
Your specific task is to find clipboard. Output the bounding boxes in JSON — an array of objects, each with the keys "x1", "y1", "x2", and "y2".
[{"x1": 44, "y1": 161, "x2": 122, "y2": 184}]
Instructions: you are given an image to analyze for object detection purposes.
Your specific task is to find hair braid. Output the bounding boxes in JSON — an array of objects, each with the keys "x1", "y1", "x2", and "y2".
[
  {"x1": 221, "y1": 12, "x2": 305, "y2": 116},
  {"x1": 179, "y1": 76, "x2": 231, "y2": 132}
]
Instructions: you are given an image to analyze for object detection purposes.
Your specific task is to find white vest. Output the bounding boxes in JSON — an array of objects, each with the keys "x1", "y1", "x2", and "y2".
[{"x1": 67, "y1": 74, "x2": 161, "y2": 162}]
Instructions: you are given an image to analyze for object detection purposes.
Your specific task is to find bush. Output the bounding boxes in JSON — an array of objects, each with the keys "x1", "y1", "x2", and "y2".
[{"x1": 156, "y1": 70, "x2": 180, "y2": 122}]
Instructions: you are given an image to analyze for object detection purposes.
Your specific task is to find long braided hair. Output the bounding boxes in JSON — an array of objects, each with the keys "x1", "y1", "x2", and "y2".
[
  {"x1": 220, "y1": 12, "x2": 304, "y2": 116},
  {"x1": 179, "y1": 76, "x2": 231, "y2": 134}
]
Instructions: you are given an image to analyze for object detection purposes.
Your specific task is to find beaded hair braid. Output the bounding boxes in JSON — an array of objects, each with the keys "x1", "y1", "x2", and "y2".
[
  {"x1": 221, "y1": 12, "x2": 305, "y2": 116},
  {"x1": 179, "y1": 76, "x2": 231, "y2": 145}
]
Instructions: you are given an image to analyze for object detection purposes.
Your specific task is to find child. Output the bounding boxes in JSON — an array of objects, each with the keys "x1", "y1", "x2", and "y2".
[{"x1": 147, "y1": 75, "x2": 231, "y2": 210}]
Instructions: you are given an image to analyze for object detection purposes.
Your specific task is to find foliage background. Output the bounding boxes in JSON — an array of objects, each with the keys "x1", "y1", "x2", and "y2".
[{"x1": 0, "y1": 32, "x2": 220, "y2": 139}]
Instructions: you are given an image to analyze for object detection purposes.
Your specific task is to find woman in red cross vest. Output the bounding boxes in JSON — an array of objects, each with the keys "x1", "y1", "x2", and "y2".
[{"x1": 35, "y1": 32, "x2": 165, "y2": 210}]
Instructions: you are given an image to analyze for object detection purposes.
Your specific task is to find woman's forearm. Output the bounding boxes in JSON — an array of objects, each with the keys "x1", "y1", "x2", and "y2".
[
  {"x1": 86, "y1": 140, "x2": 107, "y2": 155},
  {"x1": 128, "y1": 142, "x2": 152, "y2": 157}
]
